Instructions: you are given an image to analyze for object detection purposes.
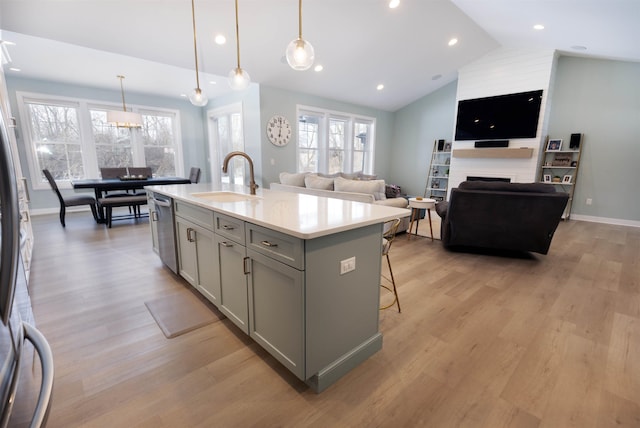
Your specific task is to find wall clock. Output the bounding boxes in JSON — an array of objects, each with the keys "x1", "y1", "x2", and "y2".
[{"x1": 266, "y1": 115, "x2": 292, "y2": 146}]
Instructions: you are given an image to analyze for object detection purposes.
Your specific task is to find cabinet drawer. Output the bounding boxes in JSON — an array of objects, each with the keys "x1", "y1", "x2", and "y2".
[
  {"x1": 175, "y1": 201, "x2": 214, "y2": 230},
  {"x1": 246, "y1": 223, "x2": 304, "y2": 270},
  {"x1": 215, "y1": 212, "x2": 245, "y2": 244}
]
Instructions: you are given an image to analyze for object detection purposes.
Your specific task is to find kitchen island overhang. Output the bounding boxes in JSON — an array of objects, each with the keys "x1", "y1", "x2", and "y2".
[{"x1": 146, "y1": 183, "x2": 410, "y2": 392}]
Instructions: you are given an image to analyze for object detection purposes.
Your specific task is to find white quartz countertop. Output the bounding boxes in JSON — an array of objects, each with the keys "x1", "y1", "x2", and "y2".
[{"x1": 146, "y1": 183, "x2": 410, "y2": 239}]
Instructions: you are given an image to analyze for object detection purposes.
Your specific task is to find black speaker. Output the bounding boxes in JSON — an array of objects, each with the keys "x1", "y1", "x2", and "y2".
[
  {"x1": 437, "y1": 139, "x2": 445, "y2": 151},
  {"x1": 569, "y1": 133, "x2": 582, "y2": 149},
  {"x1": 474, "y1": 140, "x2": 509, "y2": 148}
]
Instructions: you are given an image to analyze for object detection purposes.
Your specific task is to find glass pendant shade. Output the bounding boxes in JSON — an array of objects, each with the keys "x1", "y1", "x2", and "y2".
[
  {"x1": 189, "y1": 87, "x2": 208, "y2": 107},
  {"x1": 228, "y1": 67, "x2": 250, "y2": 91},
  {"x1": 286, "y1": 38, "x2": 315, "y2": 70}
]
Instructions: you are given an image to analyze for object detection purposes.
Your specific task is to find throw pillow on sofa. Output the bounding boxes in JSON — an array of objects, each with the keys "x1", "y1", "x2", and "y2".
[
  {"x1": 334, "y1": 176, "x2": 386, "y2": 200},
  {"x1": 280, "y1": 172, "x2": 308, "y2": 187},
  {"x1": 305, "y1": 174, "x2": 335, "y2": 190}
]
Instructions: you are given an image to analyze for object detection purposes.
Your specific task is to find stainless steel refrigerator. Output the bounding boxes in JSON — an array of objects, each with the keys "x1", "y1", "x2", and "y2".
[{"x1": 0, "y1": 96, "x2": 53, "y2": 426}]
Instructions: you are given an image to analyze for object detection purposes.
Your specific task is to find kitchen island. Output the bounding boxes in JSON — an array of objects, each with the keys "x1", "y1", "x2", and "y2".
[{"x1": 146, "y1": 183, "x2": 410, "y2": 392}]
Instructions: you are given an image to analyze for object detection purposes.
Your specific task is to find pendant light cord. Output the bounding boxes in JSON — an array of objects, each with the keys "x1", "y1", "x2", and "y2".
[
  {"x1": 234, "y1": 0, "x2": 241, "y2": 69},
  {"x1": 117, "y1": 75, "x2": 127, "y2": 112},
  {"x1": 191, "y1": 0, "x2": 201, "y2": 90},
  {"x1": 298, "y1": 0, "x2": 303, "y2": 39}
]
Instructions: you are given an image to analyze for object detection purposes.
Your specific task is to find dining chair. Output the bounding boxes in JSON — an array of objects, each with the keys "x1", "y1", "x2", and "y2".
[
  {"x1": 380, "y1": 218, "x2": 402, "y2": 312},
  {"x1": 189, "y1": 167, "x2": 201, "y2": 183},
  {"x1": 42, "y1": 169, "x2": 98, "y2": 227}
]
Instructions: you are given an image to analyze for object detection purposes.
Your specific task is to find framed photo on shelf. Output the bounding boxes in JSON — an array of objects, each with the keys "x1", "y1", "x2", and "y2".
[
  {"x1": 546, "y1": 139, "x2": 563, "y2": 151},
  {"x1": 443, "y1": 142, "x2": 452, "y2": 152},
  {"x1": 543, "y1": 174, "x2": 552, "y2": 183},
  {"x1": 562, "y1": 175, "x2": 572, "y2": 184}
]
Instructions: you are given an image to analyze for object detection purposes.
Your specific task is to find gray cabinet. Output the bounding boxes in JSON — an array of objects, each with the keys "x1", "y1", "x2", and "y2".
[
  {"x1": 245, "y1": 224, "x2": 305, "y2": 379},
  {"x1": 171, "y1": 200, "x2": 384, "y2": 392},
  {"x1": 215, "y1": 233, "x2": 249, "y2": 333},
  {"x1": 175, "y1": 202, "x2": 220, "y2": 305}
]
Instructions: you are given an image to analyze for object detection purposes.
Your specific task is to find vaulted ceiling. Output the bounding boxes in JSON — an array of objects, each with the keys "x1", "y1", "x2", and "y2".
[{"x1": 1, "y1": 0, "x2": 638, "y2": 112}]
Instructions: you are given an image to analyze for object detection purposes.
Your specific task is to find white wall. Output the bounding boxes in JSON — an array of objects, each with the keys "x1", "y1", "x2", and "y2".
[{"x1": 449, "y1": 48, "x2": 557, "y2": 192}]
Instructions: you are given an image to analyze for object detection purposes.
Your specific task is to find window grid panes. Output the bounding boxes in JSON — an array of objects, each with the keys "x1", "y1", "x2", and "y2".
[
  {"x1": 297, "y1": 108, "x2": 375, "y2": 175},
  {"x1": 140, "y1": 113, "x2": 176, "y2": 177},
  {"x1": 19, "y1": 93, "x2": 182, "y2": 188},
  {"x1": 91, "y1": 110, "x2": 134, "y2": 169},
  {"x1": 26, "y1": 102, "x2": 85, "y2": 180}
]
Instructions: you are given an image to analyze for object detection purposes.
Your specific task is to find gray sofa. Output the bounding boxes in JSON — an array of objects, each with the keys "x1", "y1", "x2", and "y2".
[
  {"x1": 270, "y1": 172, "x2": 410, "y2": 231},
  {"x1": 435, "y1": 181, "x2": 569, "y2": 254}
]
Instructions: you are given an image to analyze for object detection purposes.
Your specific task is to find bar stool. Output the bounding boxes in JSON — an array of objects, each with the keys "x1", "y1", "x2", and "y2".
[
  {"x1": 407, "y1": 197, "x2": 436, "y2": 241},
  {"x1": 380, "y1": 218, "x2": 402, "y2": 312}
]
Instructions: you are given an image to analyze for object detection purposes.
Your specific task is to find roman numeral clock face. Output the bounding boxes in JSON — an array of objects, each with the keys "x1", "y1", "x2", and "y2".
[{"x1": 266, "y1": 115, "x2": 292, "y2": 146}]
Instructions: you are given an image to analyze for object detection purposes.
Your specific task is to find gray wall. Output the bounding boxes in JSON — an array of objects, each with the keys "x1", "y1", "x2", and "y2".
[
  {"x1": 7, "y1": 55, "x2": 640, "y2": 223},
  {"x1": 390, "y1": 56, "x2": 640, "y2": 223},
  {"x1": 388, "y1": 81, "x2": 457, "y2": 197},
  {"x1": 258, "y1": 85, "x2": 396, "y2": 187},
  {"x1": 547, "y1": 56, "x2": 640, "y2": 222}
]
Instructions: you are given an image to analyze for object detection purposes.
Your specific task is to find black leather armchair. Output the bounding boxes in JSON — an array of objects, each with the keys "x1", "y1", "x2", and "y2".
[{"x1": 435, "y1": 181, "x2": 569, "y2": 254}]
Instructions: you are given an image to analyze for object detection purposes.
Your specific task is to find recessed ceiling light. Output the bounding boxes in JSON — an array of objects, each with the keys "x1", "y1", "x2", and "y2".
[
  {"x1": 180, "y1": 93, "x2": 187, "y2": 98},
  {"x1": 9, "y1": 67, "x2": 20, "y2": 72},
  {"x1": 209, "y1": 80, "x2": 217, "y2": 85},
  {"x1": 533, "y1": 24, "x2": 545, "y2": 30},
  {"x1": 314, "y1": 64, "x2": 323, "y2": 72},
  {"x1": 571, "y1": 45, "x2": 587, "y2": 51},
  {"x1": 448, "y1": 38, "x2": 458, "y2": 46},
  {"x1": 214, "y1": 34, "x2": 226, "y2": 45},
  {"x1": 376, "y1": 84, "x2": 384, "y2": 91},
  {"x1": 389, "y1": 0, "x2": 400, "y2": 9}
]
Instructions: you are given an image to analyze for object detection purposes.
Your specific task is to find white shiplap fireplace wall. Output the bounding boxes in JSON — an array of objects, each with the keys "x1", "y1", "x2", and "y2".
[{"x1": 448, "y1": 48, "x2": 558, "y2": 195}]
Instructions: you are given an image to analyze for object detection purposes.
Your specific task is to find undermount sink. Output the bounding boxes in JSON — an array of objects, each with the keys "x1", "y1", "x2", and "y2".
[{"x1": 190, "y1": 191, "x2": 261, "y2": 203}]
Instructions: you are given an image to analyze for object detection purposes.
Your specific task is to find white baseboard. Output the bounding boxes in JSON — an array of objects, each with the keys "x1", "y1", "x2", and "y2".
[{"x1": 570, "y1": 214, "x2": 640, "y2": 228}]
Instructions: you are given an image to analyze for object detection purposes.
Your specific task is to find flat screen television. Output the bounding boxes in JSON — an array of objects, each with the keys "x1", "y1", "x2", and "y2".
[{"x1": 454, "y1": 89, "x2": 543, "y2": 141}]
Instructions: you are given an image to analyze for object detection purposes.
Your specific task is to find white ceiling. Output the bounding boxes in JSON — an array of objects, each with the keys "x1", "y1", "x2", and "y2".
[{"x1": 1, "y1": 0, "x2": 638, "y2": 112}]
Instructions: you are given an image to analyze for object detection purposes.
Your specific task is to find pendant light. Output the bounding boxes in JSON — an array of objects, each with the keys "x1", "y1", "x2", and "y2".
[
  {"x1": 228, "y1": 0, "x2": 250, "y2": 90},
  {"x1": 107, "y1": 75, "x2": 143, "y2": 128},
  {"x1": 285, "y1": 0, "x2": 314, "y2": 71},
  {"x1": 189, "y1": 0, "x2": 208, "y2": 106}
]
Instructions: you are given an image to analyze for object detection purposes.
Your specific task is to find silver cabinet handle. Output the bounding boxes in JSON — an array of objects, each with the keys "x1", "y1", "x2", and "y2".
[
  {"x1": 151, "y1": 211, "x2": 158, "y2": 222},
  {"x1": 187, "y1": 228, "x2": 196, "y2": 242},
  {"x1": 260, "y1": 240, "x2": 277, "y2": 248},
  {"x1": 221, "y1": 241, "x2": 233, "y2": 247},
  {"x1": 23, "y1": 322, "x2": 54, "y2": 428},
  {"x1": 243, "y1": 256, "x2": 250, "y2": 275},
  {"x1": 222, "y1": 224, "x2": 235, "y2": 230}
]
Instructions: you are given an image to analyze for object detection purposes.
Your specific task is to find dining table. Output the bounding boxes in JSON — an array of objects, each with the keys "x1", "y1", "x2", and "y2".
[{"x1": 71, "y1": 176, "x2": 192, "y2": 222}]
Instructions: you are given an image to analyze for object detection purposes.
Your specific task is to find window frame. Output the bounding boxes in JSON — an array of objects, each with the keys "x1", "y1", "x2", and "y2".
[
  {"x1": 16, "y1": 91, "x2": 183, "y2": 190},
  {"x1": 296, "y1": 105, "x2": 376, "y2": 175}
]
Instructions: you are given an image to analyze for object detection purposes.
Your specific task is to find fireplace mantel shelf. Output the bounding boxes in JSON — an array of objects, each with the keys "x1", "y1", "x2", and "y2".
[{"x1": 452, "y1": 148, "x2": 534, "y2": 159}]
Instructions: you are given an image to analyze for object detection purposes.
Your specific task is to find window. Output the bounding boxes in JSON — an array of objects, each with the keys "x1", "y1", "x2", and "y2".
[
  {"x1": 18, "y1": 92, "x2": 183, "y2": 189},
  {"x1": 297, "y1": 106, "x2": 375, "y2": 175},
  {"x1": 207, "y1": 103, "x2": 244, "y2": 185}
]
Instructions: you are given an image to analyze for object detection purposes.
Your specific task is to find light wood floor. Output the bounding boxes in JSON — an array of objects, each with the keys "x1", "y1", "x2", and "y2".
[{"x1": 12, "y1": 211, "x2": 640, "y2": 427}]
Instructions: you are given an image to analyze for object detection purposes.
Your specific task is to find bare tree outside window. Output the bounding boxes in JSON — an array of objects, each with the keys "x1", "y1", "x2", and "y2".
[
  {"x1": 141, "y1": 114, "x2": 176, "y2": 177},
  {"x1": 91, "y1": 110, "x2": 133, "y2": 169},
  {"x1": 297, "y1": 108, "x2": 375, "y2": 175},
  {"x1": 27, "y1": 102, "x2": 84, "y2": 181},
  {"x1": 20, "y1": 93, "x2": 183, "y2": 188}
]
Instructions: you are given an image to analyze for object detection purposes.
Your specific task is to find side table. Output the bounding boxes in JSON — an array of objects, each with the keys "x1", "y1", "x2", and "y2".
[{"x1": 407, "y1": 197, "x2": 436, "y2": 241}]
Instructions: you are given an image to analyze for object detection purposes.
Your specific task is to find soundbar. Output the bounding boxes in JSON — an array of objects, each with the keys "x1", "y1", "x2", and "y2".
[{"x1": 474, "y1": 140, "x2": 509, "y2": 148}]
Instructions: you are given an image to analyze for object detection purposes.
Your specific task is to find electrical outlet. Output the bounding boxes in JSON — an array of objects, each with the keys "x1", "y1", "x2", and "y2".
[
  {"x1": 586, "y1": 198, "x2": 593, "y2": 205},
  {"x1": 340, "y1": 257, "x2": 356, "y2": 275}
]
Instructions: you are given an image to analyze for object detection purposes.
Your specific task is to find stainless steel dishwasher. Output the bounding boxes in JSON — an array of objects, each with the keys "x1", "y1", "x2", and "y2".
[{"x1": 150, "y1": 193, "x2": 178, "y2": 274}]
